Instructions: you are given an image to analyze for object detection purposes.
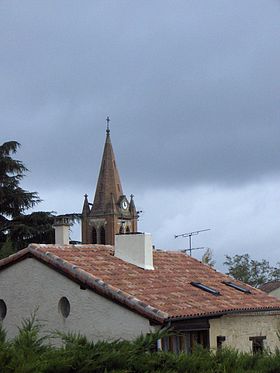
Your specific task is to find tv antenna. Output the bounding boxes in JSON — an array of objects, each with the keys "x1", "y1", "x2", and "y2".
[{"x1": 174, "y1": 229, "x2": 210, "y2": 256}]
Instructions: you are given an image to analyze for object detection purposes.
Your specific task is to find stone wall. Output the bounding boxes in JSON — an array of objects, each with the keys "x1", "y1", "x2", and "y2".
[{"x1": 210, "y1": 312, "x2": 280, "y2": 352}]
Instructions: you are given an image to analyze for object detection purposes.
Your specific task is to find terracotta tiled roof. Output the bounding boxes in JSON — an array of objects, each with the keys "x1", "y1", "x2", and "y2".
[
  {"x1": 1, "y1": 244, "x2": 280, "y2": 324},
  {"x1": 259, "y1": 281, "x2": 280, "y2": 293}
]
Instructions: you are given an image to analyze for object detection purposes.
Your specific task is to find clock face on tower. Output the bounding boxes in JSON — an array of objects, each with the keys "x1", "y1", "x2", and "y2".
[{"x1": 121, "y1": 200, "x2": 128, "y2": 210}]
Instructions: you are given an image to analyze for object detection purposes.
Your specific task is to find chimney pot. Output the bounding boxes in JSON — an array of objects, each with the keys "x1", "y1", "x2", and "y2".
[
  {"x1": 115, "y1": 232, "x2": 154, "y2": 270},
  {"x1": 53, "y1": 217, "x2": 70, "y2": 245}
]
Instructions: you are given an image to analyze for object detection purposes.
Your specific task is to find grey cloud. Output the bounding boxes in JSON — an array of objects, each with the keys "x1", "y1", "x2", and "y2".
[{"x1": 1, "y1": 0, "x2": 280, "y2": 194}]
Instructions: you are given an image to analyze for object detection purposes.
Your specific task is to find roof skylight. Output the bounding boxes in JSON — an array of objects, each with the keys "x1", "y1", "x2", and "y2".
[
  {"x1": 191, "y1": 282, "x2": 220, "y2": 296},
  {"x1": 222, "y1": 281, "x2": 251, "y2": 294}
]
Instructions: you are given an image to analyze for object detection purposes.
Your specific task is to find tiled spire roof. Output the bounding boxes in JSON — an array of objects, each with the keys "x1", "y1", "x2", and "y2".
[
  {"x1": 82, "y1": 194, "x2": 91, "y2": 216},
  {"x1": 91, "y1": 129, "x2": 123, "y2": 214}
]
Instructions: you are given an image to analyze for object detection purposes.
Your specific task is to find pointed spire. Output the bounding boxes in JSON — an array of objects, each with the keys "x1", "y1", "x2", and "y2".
[
  {"x1": 82, "y1": 193, "x2": 91, "y2": 216},
  {"x1": 91, "y1": 118, "x2": 123, "y2": 214},
  {"x1": 129, "y1": 194, "x2": 137, "y2": 217}
]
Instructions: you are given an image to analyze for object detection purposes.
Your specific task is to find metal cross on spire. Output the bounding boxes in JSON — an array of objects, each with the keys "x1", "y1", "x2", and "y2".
[{"x1": 106, "y1": 116, "x2": 110, "y2": 134}]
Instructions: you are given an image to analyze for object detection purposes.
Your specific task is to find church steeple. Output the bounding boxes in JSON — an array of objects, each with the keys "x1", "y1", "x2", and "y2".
[
  {"x1": 91, "y1": 117, "x2": 123, "y2": 214},
  {"x1": 81, "y1": 117, "x2": 138, "y2": 245}
]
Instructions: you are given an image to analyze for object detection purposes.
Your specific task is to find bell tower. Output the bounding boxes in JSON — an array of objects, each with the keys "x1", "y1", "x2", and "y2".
[{"x1": 81, "y1": 117, "x2": 138, "y2": 245}]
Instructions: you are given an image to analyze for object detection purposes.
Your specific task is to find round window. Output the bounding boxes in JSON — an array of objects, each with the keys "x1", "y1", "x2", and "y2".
[
  {"x1": 0, "y1": 300, "x2": 7, "y2": 320},
  {"x1": 58, "y1": 297, "x2": 70, "y2": 318}
]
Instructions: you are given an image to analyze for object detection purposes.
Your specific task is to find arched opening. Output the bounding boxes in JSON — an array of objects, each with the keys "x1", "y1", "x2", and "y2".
[
  {"x1": 100, "y1": 226, "x2": 106, "y2": 244},
  {"x1": 58, "y1": 297, "x2": 70, "y2": 318},
  {"x1": 119, "y1": 225, "x2": 124, "y2": 234},
  {"x1": 0, "y1": 300, "x2": 7, "y2": 320},
  {"x1": 92, "y1": 227, "x2": 97, "y2": 244},
  {"x1": 126, "y1": 226, "x2": 130, "y2": 233}
]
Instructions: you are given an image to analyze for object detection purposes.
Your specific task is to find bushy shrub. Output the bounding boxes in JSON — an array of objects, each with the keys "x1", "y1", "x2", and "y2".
[{"x1": 1, "y1": 315, "x2": 280, "y2": 372}]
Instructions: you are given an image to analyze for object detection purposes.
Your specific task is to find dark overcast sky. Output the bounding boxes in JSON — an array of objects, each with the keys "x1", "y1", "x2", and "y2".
[{"x1": 1, "y1": 1, "x2": 280, "y2": 269}]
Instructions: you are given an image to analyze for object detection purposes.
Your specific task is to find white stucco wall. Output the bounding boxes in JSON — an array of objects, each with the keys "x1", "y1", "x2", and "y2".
[
  {"x1": 210, "y1": 312, "x2": 280, "y2": 352},
  {"x1": 0, "y1": 258, "x2": 155, "y2": 341}
]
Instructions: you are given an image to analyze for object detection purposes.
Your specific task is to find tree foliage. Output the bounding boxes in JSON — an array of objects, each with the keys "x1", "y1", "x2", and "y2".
[
  {"x1": 0, "y1": 141, "x2": 40, "y2": 219},
  {"x1": 0, "y1": 141, "x2": 81, "y2": 256},
  {"x1": 224, "y1": 253, "x2": 280, "y2": 288},
  {"x1": 201, "y1": 248, "x2": 215, "y2": 268},
  {"x1": 1, "y1": 314, "x2": 280, "y2": 372},
  {"x1": 0, "y1": 141, "x2": 55, "y2": 254}
]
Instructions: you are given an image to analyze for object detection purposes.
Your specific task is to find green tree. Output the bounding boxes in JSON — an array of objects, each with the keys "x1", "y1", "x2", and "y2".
[
  {"x1": 0, "y1": 141, "x2": 55, "y2": 254},
  {"x1": 201, "y1": 248, "x2": 215, "y2": 268},
  {"x1": 224, "y1": 253, "x2": 280, "y2": 288},
  {"x1": 0, "y1": 141, "x2": 40, "y2": 218}
]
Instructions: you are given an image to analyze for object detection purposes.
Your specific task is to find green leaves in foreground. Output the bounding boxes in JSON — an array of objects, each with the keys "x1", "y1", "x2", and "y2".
[{"x1": 1, "y1": 315, "x2": 280, "y2": 372}]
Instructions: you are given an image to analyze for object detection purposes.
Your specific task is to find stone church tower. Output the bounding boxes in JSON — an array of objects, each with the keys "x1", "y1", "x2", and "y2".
[{"x1": 81, "y1": 118, "x2": 138, "y2": 245}]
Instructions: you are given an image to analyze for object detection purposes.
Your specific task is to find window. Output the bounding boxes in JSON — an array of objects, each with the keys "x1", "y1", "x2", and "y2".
[
  {"x1": 92, "y1": 227, "x2": 97, "y2": 244},
  {"x1": 58, "y1": 297, "x2": 70, "y2": 318},
  {"x1": 249, "y1": 336, "x2": 266, "y2": 354},
  {"x1": 190, "y1": 282, "x2": 220, "y2": 296},
  {"x1": 217, "y1": 336, "x2": 226, "y2": 350},
  {"x1": 222, "y1": 281, "x2": 251, "y2": 294},
  {"x1": 100, "y1": 226, "x2": 106, "y2": 244},
  {"x1": 126, "y1": 226, "x2": 130, "y2": 233},
  {"x1": 189, "y1": 330, "x2": 209, "y2": 352},
  {"x1": 161, "y1": 331, "x2": 209, "y2": 354},
  {"x1": 162, "y1": 335, "x2": 186, "y2": 354},
  {"x1": 162, "y1": 335, "x2": 188, "y2": 353},
  {"x1": 0, "y1": 300, "x2": 7, "y2": 321}
]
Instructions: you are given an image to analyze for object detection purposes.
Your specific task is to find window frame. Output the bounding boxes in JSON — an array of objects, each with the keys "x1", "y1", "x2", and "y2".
[
  {"x1": 222, "y1": 281, "x2": 251, "y2": 294},
  {"x1": 190, "y1": 282, "x2": 220, "y2": 296},
  {"x1": 217, "y1": 335, "x2": 226, "y2": 350},
  {"x1": 249, "y1": 336, "x2": 266, "y2": 354},
  {"x1": 58, "y1": 297, "x2": 70, "y2": 318}
]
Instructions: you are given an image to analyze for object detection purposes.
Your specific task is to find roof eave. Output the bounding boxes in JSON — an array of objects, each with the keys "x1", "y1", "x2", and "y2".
[{"x1": 166, "y1": 306, "x2": 280, "y2": 323}]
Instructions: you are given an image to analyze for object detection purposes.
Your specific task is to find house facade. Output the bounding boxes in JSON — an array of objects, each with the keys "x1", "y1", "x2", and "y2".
[{"x1": 1, "y1": 234, "x2": 280, "y2": 353}]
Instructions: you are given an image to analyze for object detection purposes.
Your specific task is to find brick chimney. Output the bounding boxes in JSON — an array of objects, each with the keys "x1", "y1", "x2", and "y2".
[
  {"x1": 53, "y1": 216, "x2": 70, "y2": 245},
  {"x1": 115, "y1": 233, "x2": 154, "y2": 270}
]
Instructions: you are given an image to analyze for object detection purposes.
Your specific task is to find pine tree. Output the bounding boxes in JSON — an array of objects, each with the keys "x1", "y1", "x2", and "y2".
[
  {"x1": 0, "y1": 141, "x2": 40, "y2": 219},
  {"x1": 0, "y1": 141, "x2": 54, "y2": 253}
]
